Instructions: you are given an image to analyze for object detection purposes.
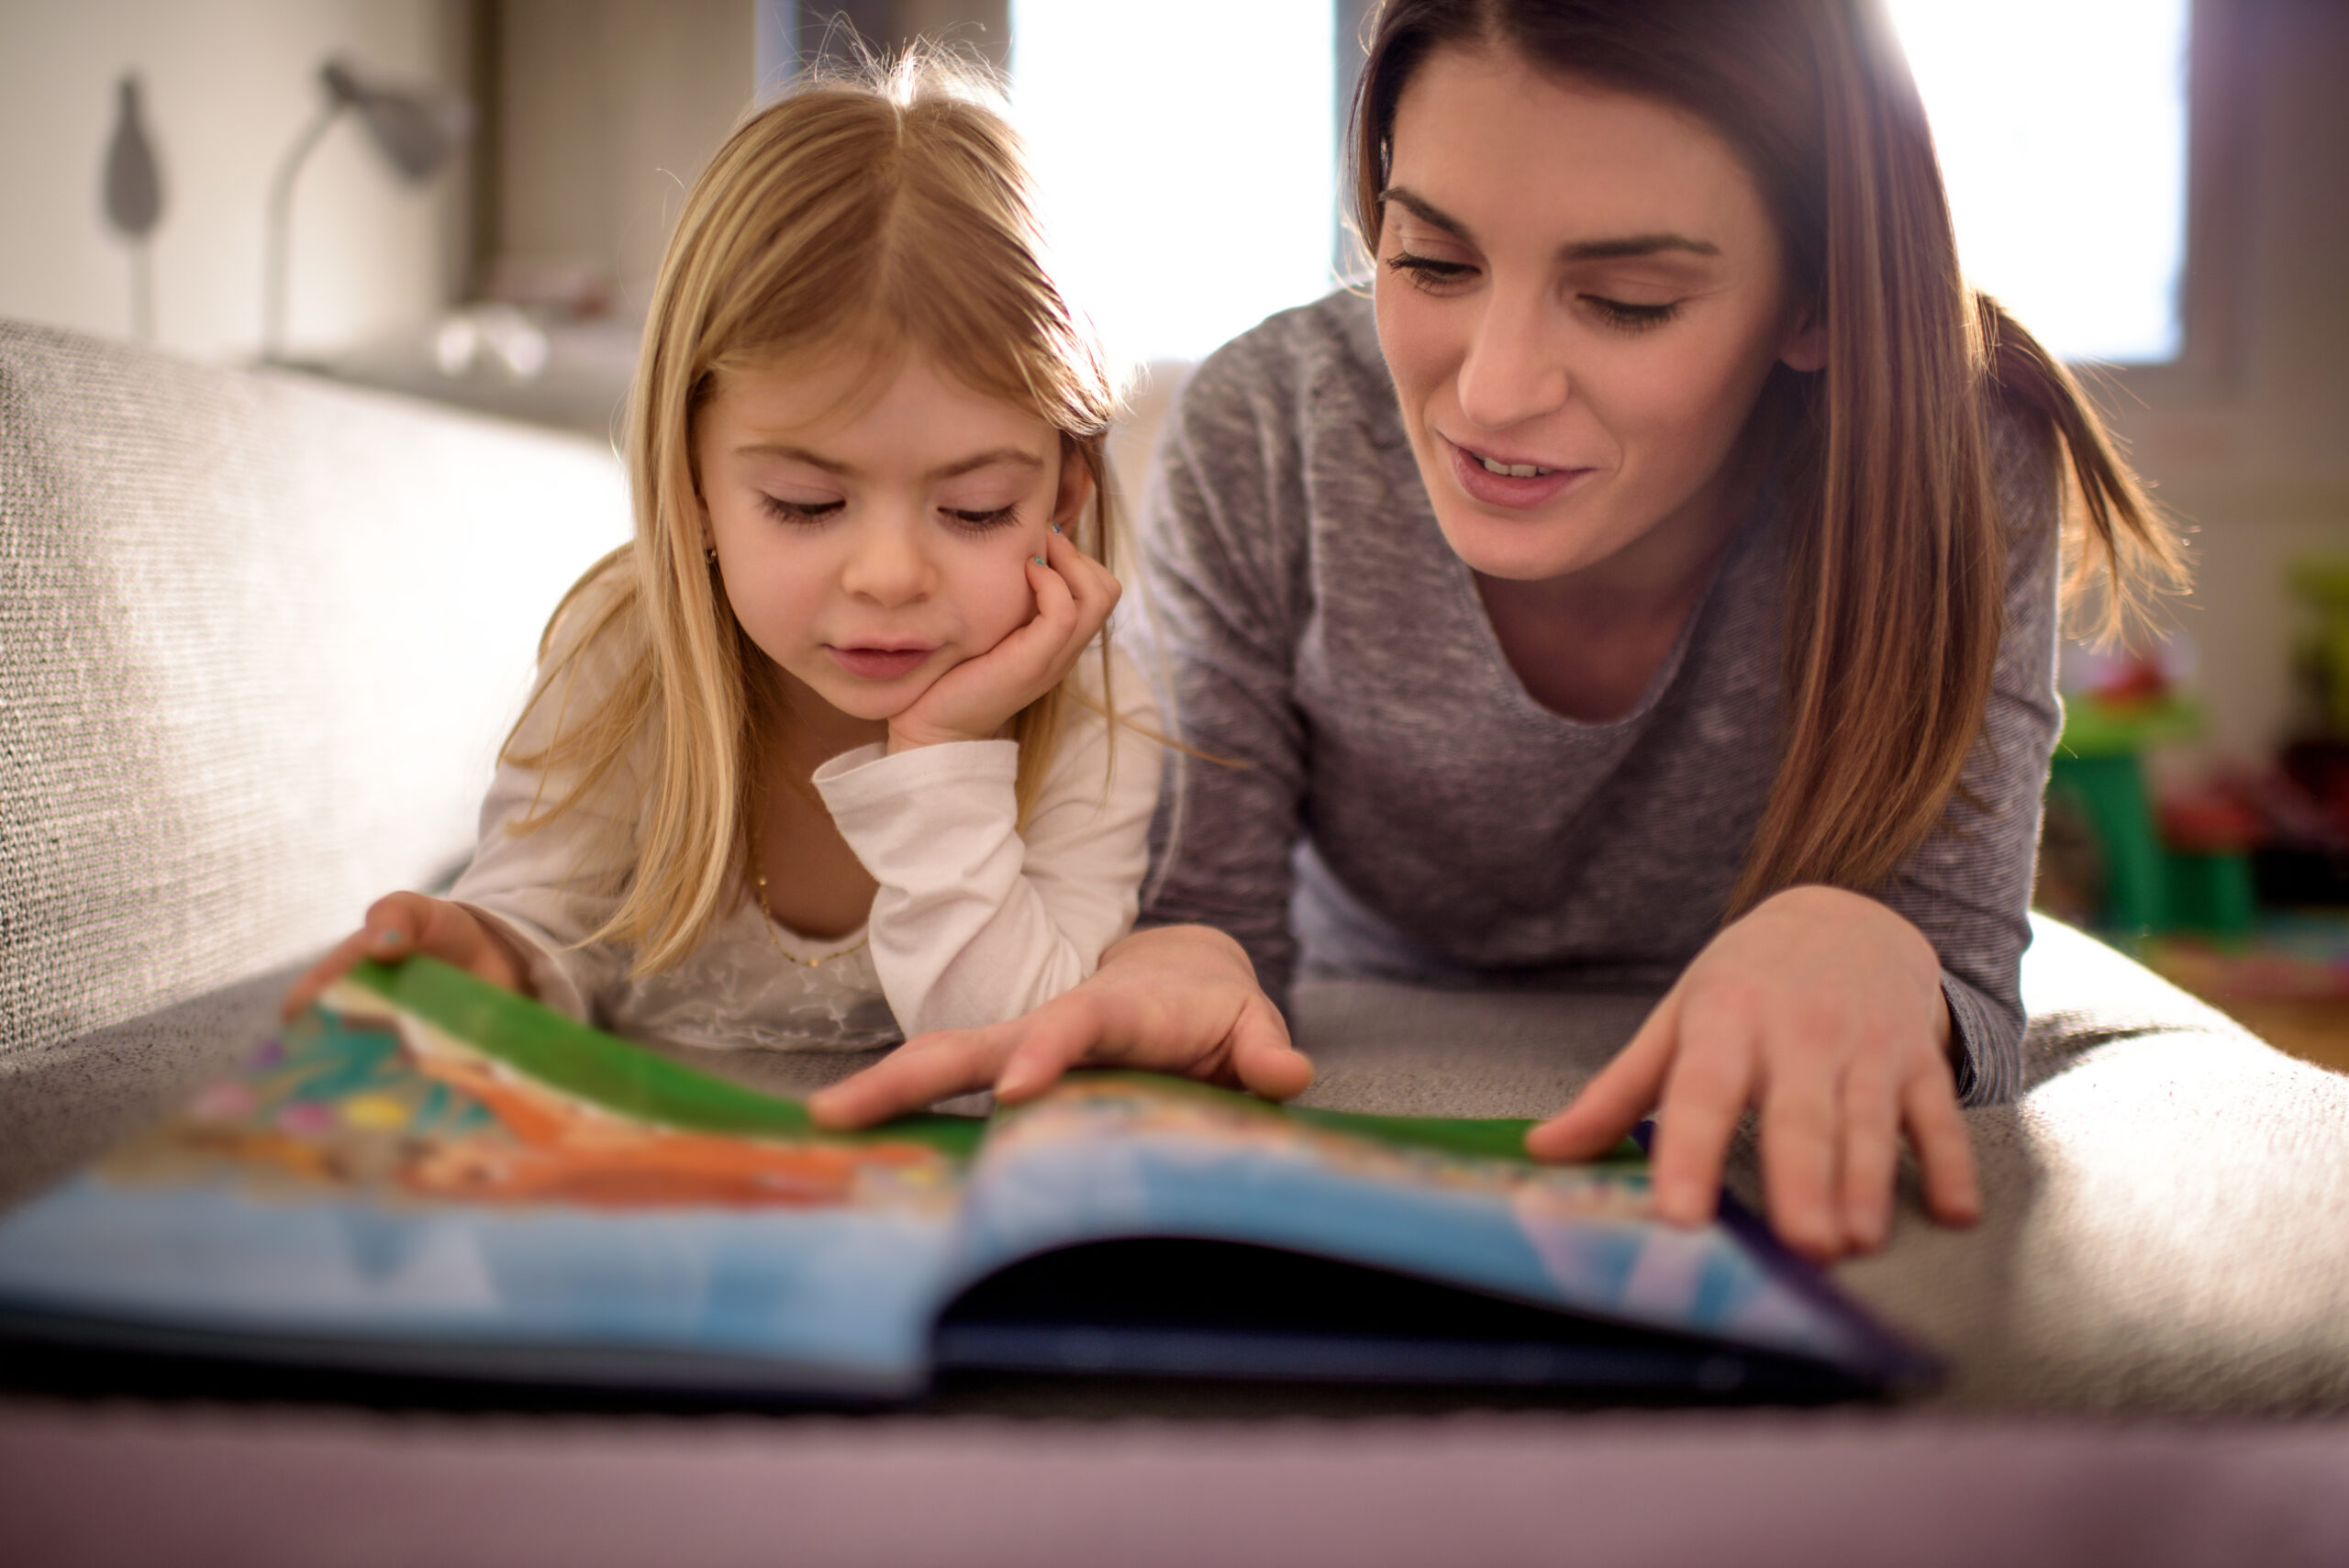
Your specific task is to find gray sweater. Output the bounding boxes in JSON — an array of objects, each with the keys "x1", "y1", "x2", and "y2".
[{"x1": 1135, "y1": 291, "x2": 2061, "y2": 1106}]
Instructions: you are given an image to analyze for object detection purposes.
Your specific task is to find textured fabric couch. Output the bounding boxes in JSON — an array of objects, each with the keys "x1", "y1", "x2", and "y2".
[{"x1": 2, "y1": 319, "x2": 2345, "y2": 1565}]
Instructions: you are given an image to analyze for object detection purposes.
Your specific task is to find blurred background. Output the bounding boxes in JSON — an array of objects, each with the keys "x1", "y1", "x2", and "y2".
[{"x1": 2, "y1": 0, "x2": 2345, "y2": 1057}]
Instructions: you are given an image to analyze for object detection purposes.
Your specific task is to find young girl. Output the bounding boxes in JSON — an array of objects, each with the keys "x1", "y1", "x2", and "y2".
[
  {"x1": 809, "y1": 0, "x2": 2189, "y2": 1263},
  {"x1": 286, "y1": 58, "x2": 1160, "y2": 1054}
]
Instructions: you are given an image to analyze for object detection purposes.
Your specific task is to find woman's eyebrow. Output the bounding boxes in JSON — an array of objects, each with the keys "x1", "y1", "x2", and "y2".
[{"x1": 1381, "y1": 185, "x2": 1719, "y2": 261}]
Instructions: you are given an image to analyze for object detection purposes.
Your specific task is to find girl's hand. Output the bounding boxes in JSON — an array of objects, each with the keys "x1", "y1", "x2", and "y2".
[
  {"x1": 1525, "y1": 885, "x2": 1980, "y2": 1262},
  {"x1": 807, "y1": 924, "x2": 1314, "y2": 1128},
  {"x1": 885, "y1": 527, "x2": 1121, "y2": 752},
  {"x1": 280, "y1": 892, "x2": 532, "y2": 1022}
]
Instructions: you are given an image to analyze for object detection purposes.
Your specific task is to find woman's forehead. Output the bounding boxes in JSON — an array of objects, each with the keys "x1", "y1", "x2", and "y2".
[{"x1": 1386, "y1": 44, "x2": 1770, "y2": 252}]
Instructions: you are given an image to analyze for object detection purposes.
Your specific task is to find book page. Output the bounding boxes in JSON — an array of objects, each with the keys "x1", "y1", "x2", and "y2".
[
  {"x1": 0, "y1": 962, "x2": 972, "y2": 1396},
  {"x1": 944, "y1": 1073, "x2": 1882, "y2": 1373}
]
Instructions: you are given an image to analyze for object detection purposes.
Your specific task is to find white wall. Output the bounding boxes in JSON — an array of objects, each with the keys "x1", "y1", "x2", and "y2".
[
  {"x1": 0, "y1": 0, "x2": 471, "y2": 362},
  {"x1": 2099, "y1": 0, "x2": 2349, "y2": 762},
  {"x1": 494, "y1": 0, "x2": 752, "y2": 313}
]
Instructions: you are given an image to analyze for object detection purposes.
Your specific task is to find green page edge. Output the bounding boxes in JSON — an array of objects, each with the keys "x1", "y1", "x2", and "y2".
[{"x1": 340, "y1": 956, "x2": 1641, "y2": 1170}]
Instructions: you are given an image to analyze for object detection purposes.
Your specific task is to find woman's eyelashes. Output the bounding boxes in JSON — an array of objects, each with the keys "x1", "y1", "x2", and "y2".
[
  {"x1": 1386, "y1": 250, "x2": 1475, "y2": 292},
  {"x1": 1386, "y1": 249, "x2": 1683, "y2": 332},
  {"x1": 1584, "y1": 296, "x2": 1679, "y2": 331}
]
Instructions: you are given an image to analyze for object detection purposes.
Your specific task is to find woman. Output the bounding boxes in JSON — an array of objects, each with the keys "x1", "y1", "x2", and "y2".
[{"x1": 812, "y1": 0, "x2": 2182, "y2": 1261}]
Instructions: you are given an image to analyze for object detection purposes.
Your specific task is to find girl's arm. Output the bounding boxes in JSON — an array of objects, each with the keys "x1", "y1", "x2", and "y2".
[{"x1": 816, "y1": 643, "x2": 1163, "y2": 1037}]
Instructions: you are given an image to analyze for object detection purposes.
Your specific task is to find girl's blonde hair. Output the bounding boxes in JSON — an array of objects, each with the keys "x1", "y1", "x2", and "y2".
[
  {"x1": 1351, "y1": 0, "x2": 2189, "y2": 916},
  {"x1": 510, "y1": 50, "x2": 1120, "y2": 974}
]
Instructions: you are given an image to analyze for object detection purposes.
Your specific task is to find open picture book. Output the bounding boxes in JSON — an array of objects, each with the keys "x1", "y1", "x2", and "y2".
[{"x1": 0, "y1": 958, "x2": 1938, "y2": 1402}]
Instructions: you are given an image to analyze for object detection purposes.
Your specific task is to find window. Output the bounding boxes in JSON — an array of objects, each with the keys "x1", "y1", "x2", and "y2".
[
  {"x1": 1009, "y1": 0, "x2": 1336, "y2": 369},
  {"x1": 1887, "y1": 0, "x2": 2192, "y2": 364}
]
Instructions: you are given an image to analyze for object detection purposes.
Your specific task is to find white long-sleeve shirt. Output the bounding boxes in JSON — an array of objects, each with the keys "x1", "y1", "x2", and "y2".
[{"x1": 449, "y1": 639, "x2": 1160, "y2": 1053}]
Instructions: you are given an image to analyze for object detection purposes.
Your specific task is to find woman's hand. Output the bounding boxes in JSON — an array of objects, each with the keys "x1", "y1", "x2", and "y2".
[
  {"x1": 1526, "y1": 885, "x2": 1980, "y2": 1262},
  {"x1": 807, "y1": 924, "x2": 1314, "y2": 1129},
  {"x1": 280, "y1": 892, "x2": 532, "y2": 1022},
  {"x1": 886, "y1": 528, "x2": 1122, "y2": 752}
]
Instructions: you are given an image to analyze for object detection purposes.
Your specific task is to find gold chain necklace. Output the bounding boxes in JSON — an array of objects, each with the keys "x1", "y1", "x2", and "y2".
[{"x1": 745, "y1": 810, "x2": 870, "y2": 968}]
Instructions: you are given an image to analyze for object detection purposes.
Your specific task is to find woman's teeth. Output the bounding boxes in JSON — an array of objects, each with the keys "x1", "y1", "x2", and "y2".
[{"x1": 1476, "y1": 454, "x2": 1551, "y2": 478}]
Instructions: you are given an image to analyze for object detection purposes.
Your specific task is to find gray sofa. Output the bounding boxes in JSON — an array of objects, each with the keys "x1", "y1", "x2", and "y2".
[{"x1": 3, "y1": 319, "x2": 2346, "y2": 1565}]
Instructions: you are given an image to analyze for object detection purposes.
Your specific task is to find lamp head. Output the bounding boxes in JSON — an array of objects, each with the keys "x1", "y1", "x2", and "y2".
[{"x1": 318, "y1": 58, "x2": 474, "y2": 182}]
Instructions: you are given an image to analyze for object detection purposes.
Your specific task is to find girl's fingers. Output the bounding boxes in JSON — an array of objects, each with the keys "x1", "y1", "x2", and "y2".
[
  {"x1": 1646, "y1": 1008, "x2": 1755, "y2": 1227},
  {"x1": 1902, "y1": 1067, "x2": 1982, "y2": 1228},
  {"x1": 808, "y1": 1025, "x2": 1015, "y2": 1129},
  {"x1": 1525, "y1": 988, "x2": 1682, "y2": 1162},
  {"x1": 280, "y1": 892, "x2": 444, "y2": 1020},
  {"x1": 1227, "y1": 995, "x2": 1314, "y2": 1101},
  {"x1": 1758, "y1": 1053, "x2": 1846, "y2": 1262}
]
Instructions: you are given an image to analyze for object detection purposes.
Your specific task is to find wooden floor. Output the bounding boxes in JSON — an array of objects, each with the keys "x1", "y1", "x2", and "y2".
[{"x1": 2210, "y1": 995, "x2": 2349, "y2": 1076}]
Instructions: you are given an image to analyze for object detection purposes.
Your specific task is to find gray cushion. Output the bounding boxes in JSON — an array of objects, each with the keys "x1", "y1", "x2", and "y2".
[{"x1": 0, "y1": 320, "x2": 628, "y2": 1059}]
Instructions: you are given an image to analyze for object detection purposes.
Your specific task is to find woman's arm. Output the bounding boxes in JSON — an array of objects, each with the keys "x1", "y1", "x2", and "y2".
[{"x1": 1530, "y1": 408, "x2": 2064, "y2": 1259}]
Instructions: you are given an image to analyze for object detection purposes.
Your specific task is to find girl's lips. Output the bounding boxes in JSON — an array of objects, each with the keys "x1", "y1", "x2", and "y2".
[
  {"x1": 1444, "y1": 437, "x2": 1590, "y2": 510},
  {"x1": 826, "y1": 645, "x2": 934, "y2": 681}
]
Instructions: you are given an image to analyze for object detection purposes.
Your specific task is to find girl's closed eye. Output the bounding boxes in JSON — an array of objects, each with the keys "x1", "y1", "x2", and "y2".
[
  {"x1": 761, "y1": 495, "x2": 845, "y2": 525},
  {"x1": 944, "y1": 504, "x2": 1019, "y2": 532}
]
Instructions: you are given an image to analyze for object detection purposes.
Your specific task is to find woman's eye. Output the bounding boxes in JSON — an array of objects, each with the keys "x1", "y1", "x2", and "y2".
[
  {"x1": 1586, "y1": 296, "x2": 1679, "y2": 331},
  {"x1": 1386, "y1": 250, "x2": 1476, "y2": 291},
  {"x1": 759, "y1": 495, "x2": 844, "y2": 525},
  {"x1": 945, "y1": 506, "x2": 1019, "y2": 532}
]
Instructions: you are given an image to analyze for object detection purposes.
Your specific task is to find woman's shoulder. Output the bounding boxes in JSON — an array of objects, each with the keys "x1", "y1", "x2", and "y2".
[
  {"x1": 1982, "y1": 380, "x2": 2065, "y2": 541},
  {"x1": 1177, "y1": 288, "x2": 1386, "y2": 430}
]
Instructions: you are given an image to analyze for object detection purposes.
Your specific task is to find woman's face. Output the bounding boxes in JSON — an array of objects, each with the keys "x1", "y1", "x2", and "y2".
[{"x1": 1374, "y1": 44, "x2": 1823, "y2": 588}]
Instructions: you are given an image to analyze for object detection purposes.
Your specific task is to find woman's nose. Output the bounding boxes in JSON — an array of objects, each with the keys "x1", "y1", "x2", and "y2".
[
  {"x1": 839, "y1": 514, "x2": 934, "y2": 606},
  {"x1": 1454, "y1": 288, "x2": 1571, "y2": 431}
]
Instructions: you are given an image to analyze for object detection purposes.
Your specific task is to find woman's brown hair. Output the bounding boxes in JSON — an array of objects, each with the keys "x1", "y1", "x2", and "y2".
[{"x1": 1350, "y1": 0, "x2": 2187, "y2": 913}]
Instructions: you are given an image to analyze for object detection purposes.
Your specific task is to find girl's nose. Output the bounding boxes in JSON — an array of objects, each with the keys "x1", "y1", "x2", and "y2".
[
  {"x1": 1454, "y1": 286, "x2": 1572, "y2": 432},
  {"x1": 839, "y1": 513, "x2": 934, "y2": 606}
]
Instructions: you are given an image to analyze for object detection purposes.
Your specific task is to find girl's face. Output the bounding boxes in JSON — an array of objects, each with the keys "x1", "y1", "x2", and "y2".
[
  {"x1": 1374, "y1": 45, "x2": 1824, "y2": 588},
  {"x1": 696, "y1": 347, "x2": 1088, "y2": 727}
]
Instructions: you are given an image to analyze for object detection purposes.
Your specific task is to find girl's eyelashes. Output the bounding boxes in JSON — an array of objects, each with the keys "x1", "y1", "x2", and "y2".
[
  {"x1": 945, "y1": 505, "x2": 1019, "y2": 533},
  {"x1": 759, "y1": 495, "x2": 844, "y2": 525}
]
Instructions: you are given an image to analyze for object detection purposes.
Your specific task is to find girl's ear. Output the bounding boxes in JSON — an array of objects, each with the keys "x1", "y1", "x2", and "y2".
[
  {"x1": 1051, "y1": 440, "x2": 1095, "y2": 534},
  {"x1": 1780, "y1": 304, "x2": 1828, "y2": 373}
]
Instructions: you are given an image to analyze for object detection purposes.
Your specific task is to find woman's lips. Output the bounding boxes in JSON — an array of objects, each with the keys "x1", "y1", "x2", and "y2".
[
  {"x1": 826, "y1": 645, "x2": 934, "y2": 681},
  {"x1": 1444, "y1": 436, "x2": 1589, "y2": 509}
]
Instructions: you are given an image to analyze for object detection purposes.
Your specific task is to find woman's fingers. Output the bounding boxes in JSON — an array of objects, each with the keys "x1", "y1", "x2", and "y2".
[
  {"x1": 1757, "y1": 1053, "x2": 1845, "y2": 1262},
  {"x1": 1901, "y1": 1066, "x2": 1982, "y2": 1228},
  {"x1": 1524, "y1": 988, "x2": 1681, "y2": 1162},
  {"x1": 1837, "y1": 1052, "x2": 1903, "y2": 1252},
  {"x1": 1645, "y1": 1007, "x2": 1755, "y2": 1227}
]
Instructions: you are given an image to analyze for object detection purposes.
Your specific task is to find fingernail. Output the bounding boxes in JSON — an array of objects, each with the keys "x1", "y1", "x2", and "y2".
[
  {"x1": 1050, "y1": 522, "x2": 1063, "y2": 534},
  {"x1": 374, "y1": 929, "x2": 402, "y2": 950},
  {"x1": 1031, "y1": 555, "x2": 1047, "y2": 567}
]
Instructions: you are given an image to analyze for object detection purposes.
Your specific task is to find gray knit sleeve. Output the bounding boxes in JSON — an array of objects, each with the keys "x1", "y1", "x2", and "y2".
[
  {"x1": 1131, "y1": 331, "x2": 1315, "y2": 999},
  {"x1": 1878, "y1": 403, "x2": 2065, "y2": 1106}
]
